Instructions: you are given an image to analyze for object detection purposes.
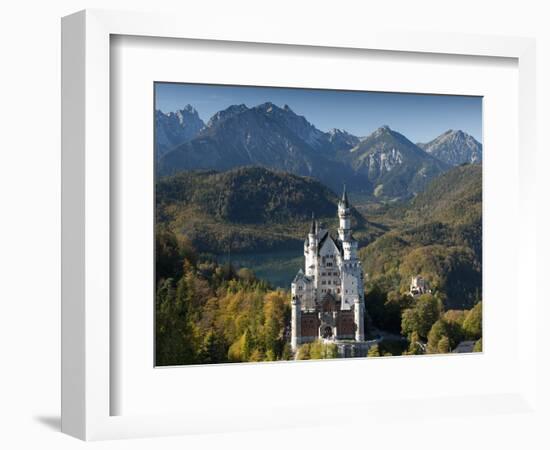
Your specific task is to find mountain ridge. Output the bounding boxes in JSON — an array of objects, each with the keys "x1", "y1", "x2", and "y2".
[
  {"x1": 417, "y1": 129, "x2": 482, "y2": 166},
  {"x1": 156, "y1": 166, "x2": 377, "y2": 254},
  {"x1": 158, "y1": 102, "x2": 371, "y2": 193},
  {"x1": 342, "y1": 125, "x2": 450, "y2": 199},
  {"x1": 155, "y1": 105, "x2": 205, "y2": 158},
  {"x1": 156, "y1": 102, "x2": 480, "y2": 201}
]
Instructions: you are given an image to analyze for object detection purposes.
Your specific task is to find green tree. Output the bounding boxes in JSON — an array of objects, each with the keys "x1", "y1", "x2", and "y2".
[
  {"x1": 473, "y1": 338, "x2": 482, "y2": 352},
  {"x1": 427, "y1": 320, "x2": 447, "y2": 354},
  {"x1": 401, "y1": 293, "x2": 443, "y2": 340},
  {"x1": 241, "y1": 329, "x2": 251, "y2": 361},
  {"x1": 405, "y1": 331, "x2": 425, "y2": 355},
  {"x1": 155, "y1": 277, "x2": 195, "y2": 366},
  {"x1": 309, "y1": 341, "x2": 338, "y2": 359},
  {"x1": 296, "y1": 343, "x2": 311, "y2": 360},
  {"x1": 368, "y1": 344, "x2": 381, "y2": 357},
  {"x1": 198, "y1": 331, "x2": 227, "y2": 364},
  {"x1": 437, "y1": 336, "x2": 451, "y2": 353},
  {"x1": 463, "y1": 301, "x2": 482, "y2": 339},
  {"x1": 427, "y1": 320, "x2": 460, "y2": 352}
]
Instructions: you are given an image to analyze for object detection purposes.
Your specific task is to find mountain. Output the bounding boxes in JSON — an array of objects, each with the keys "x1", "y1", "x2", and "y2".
[
  {"x1": 206, "y1": 104, "x2": 249, "y2": 128},
  {"x1": 156, "y1": 103, "x2": 466, "y2": 201},
  {"x1": 158, "y1": 103, "x2": 369, "y2": 193},
  {"x1": 343, "y1": 126, "x2": 450, "y2": 199},
  {"x1": 156, "y1": 166, "x2": 375, "y2": 253},
  {"x1": 418, "y1": 130, "x2": 482, "y2": 166},
  {"x1": 406, "y1": 163, "x2": 482, "y2": 227},
  {"x1": 327, "y1": 128, "x2": 361, "y2": 154},
  {"x1": 155, "y1": 105, "x2": 205, "y2": 158},
  {"x1": 257, "y1": 103, "x2": 328, "y2": 149}
]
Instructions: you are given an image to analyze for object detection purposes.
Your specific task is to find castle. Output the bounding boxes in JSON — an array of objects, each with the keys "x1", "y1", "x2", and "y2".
[
  {"x1": 290, "y1": 188, "x2": 366, "y2": 352},
  {"x1": 409, "y1": 275, "x2": 431, "y2": 297}
]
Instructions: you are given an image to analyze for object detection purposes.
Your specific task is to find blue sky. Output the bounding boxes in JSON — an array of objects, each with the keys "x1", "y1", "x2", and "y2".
[{"x1": 155, "y1": 82, "x2": 482, "y2": 143}]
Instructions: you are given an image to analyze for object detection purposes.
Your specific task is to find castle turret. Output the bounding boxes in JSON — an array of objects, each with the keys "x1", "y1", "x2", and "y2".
[
  {"x1": 354, "y1": 297, "x2": 365, "y2": 341},
  {"x1": 291, "y1": 295, "x2": 301, "y2": 351},
  {"x1": 308, "y1": 213, "x2": 317, "y2": 244},
  {"x1": 305, "y1": 214, "x2": 318, "y2": 280},
  {"x1": 338, "y1": 186, "x2": 351, "y2": 242}
]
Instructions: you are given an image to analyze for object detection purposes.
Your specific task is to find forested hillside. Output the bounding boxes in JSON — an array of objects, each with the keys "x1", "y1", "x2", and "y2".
[
  {"x1": 155, "y1": 227, "x2": 291, "y2": 366},
  {"x1": 360, "y1": 164, "x2": 482, "y2": 311},
  {"x1": 155, "y1": 164, "x2": 482, "y2": 365},
  {"x1": 156, "y1": 166, "x2": 380, "y2": 254}
]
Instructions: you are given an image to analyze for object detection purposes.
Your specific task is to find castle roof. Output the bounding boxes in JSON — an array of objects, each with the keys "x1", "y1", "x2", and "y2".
[
  {"x1": 292, "y1": 268, "x2": 312, "y2": 284},
  {"x1": 318, "y1": 231, "x2": 344, "y2": 256},
  {"x1": 317, "y1": 229, "x2": 329, "y2": 245}
]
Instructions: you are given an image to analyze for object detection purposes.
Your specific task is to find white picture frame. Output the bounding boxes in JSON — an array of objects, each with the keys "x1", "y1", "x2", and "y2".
[{"x1": 61, "y1": 9, "x2": 537, "y2": 441}]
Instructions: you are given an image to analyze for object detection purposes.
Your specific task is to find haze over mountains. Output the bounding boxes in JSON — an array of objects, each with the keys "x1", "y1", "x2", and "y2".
[{"x1": 155, "y1": 102, "x2": 482, "y2": 200}]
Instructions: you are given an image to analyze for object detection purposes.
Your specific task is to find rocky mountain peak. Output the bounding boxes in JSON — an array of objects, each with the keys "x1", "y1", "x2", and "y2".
[
  {"x1": 418, "y1": 129, "x2": 482, "y2": 166},
  {"x1": 155, "y1": 107, "x2": 205, "y2": 158},
  {"x1": 206, "y1": 104, "x2": 249, "y2": 128}
]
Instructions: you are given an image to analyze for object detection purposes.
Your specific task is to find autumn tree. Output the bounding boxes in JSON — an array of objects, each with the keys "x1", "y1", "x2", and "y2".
[
  {"x1": 401, "y1": 293, "x2": 443, "y2": 340},
  {"x1": 463, "y1": 301, "x2": 482, "y2": 339},
  {"x1": 405, "y1": 331, "x2": 425, "y2": 355},
  {"x1": 426, "y1": 318, "x2": 463, "y2": 354},
  {"x1": 473, "y1": 338, "x2": 482, "y2": 352},
  {"x1": 437, "y1": 336, "x2": 451, "y2": 353}
]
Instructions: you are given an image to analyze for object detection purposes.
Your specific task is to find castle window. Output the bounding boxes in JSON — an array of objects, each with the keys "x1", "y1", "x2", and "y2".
[
  {"x1": 322, "y1": 280, "x2": 326, "y2": 285},
  {"x1": 327, "y1": 262, "x2": 333, "y2": 267}
]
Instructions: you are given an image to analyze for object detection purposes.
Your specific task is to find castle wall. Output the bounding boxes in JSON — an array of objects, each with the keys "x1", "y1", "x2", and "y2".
[
  {"x1": 300, "y1": 313, "x2": 319, "y2": 338},
  {"x1": 336, "y1": 310, "x2": 355, "y2": 338}
]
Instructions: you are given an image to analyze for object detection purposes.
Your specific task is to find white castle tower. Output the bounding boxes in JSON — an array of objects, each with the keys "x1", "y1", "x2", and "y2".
[{"x1": 290, "y1": 187, "x2": 366, "y2": 352}]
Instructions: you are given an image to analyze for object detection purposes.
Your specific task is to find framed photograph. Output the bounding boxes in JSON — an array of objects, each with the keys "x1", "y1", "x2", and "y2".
[
  {"x1": 62, "y1": 9, "x2": 537, "y2": 441},
  {"x1": 153, "y1": 82, "x2": 483, "y2": 366}
]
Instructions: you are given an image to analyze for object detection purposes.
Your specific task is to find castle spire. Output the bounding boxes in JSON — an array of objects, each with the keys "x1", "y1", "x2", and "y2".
[
  {"x1": 309, "y1": 212, "x2": 316, "y2": 234},
  {"x1": 341, "y1": 184, "x2": 349, "y2": 208},
  {"x1": 338, "y1": 184, "x2": 351, "y2": 242}
]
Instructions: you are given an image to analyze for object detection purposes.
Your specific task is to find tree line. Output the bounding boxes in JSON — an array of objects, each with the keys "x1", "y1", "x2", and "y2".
[{"x1": 155, "y1": 226, "x2": 291, "y2": 366}]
